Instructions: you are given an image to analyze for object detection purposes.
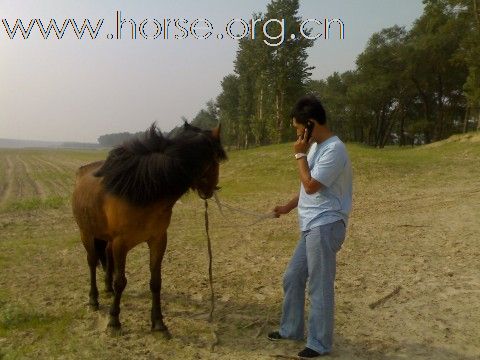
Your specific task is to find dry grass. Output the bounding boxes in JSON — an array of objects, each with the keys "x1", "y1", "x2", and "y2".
[{"x1": 0, "y1": 138, "x2": 479, "y2": 359}]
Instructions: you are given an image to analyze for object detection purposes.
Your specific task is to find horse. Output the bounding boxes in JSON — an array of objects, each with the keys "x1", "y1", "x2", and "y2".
[{"x1": 72, "y1": 122, "x2": 227, "y2": 335}]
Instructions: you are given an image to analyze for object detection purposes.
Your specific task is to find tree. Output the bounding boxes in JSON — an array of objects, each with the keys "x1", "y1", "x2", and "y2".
[
  {"x1": 263, "y1": 0, "x2": 314, "y2": 143},
  {"x1": 218, "y1": 0, "x2": 314, "y2": 148},
  {"x1": 211, "y1": 0, "x2": 476, "y2": 148},
  {"x1": 348, "y1": 26, "x2": 412, "y2": 147},
  {"x1": 308, "y1": 72, "x2": 352, "y2": 141},
  {"x1": 191, "y1": 100, "x2": 219, "y2": 129},
  {"x1": 406, "y1": 0, "x2": 469, "y2": 142},
  {"x1": 449, "y1": 0, "x2": 480, "y2": 131},
  {"x1": 168, "y1": 100, "x2": 219, "y2": 139},
  {"x1": 97, "y1": 132, "x2": 143, "y2": 147},
  {"x1": 217, "y1": 74, "x2": 240, "y2": 147}
]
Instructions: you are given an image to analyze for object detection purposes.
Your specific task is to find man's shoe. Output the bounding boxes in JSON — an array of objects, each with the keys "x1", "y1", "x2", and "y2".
[
  {"x1": 267, "y1": 331, "x2": 284, "y2": 341},
  {"x1": 298, "y1": 347, "x2": 329, "y2": 358}
]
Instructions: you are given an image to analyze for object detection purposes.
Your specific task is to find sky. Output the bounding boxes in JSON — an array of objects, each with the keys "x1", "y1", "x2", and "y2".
[{"x1": 0, "y1": 0, "x2": 425, "y2": 143}]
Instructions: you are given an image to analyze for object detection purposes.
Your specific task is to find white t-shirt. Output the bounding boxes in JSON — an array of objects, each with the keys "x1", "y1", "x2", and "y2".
[{"x1": 298, "y1": 136, "x2": 353, "y2": 231}]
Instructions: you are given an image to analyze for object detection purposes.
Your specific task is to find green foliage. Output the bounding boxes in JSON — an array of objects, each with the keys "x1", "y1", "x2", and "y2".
[
  {"x1": 217, "y1": 0, "x2": 314, "y2": 148},
  {"x1": 217, "y1": 74, "x2": 241, "y2": 146},
  {"x1": 105, "y1": 0, "x2": 478, "y2": 148},
  {"x1": 307, "y1": 0, "x2": 477, "y2": 147},
  {"x1": 169, "y1": 100, "x2": 220, "y2": 138},
  {"x1": 97, "y1": 131, "x2": 144, "y2": 147}
]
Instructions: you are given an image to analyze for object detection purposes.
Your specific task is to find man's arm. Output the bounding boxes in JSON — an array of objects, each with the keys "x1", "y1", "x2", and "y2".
[{"x1": 296, "y1": 157, "x2": 322, "y2": 194}]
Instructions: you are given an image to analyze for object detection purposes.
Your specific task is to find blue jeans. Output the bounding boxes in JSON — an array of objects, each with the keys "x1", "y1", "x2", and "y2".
[{"x1": 279, "y1": 220, "x2": 346, "y2": 354}]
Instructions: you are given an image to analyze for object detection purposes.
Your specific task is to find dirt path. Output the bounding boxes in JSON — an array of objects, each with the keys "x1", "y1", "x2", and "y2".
[
  {"x1": 17, "y1": 155, "x2": 47, "y2": 200},
  {"x1": 0, "y1": 155, "x2": 14, "y2": 205},
  {"x1": 32, "y1": 156, "x2": 71, "y2": 194}
]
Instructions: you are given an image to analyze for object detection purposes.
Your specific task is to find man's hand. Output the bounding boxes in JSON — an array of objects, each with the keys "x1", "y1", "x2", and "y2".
[
  {"x1": 273, "y1": 195, "x2": 299, "y2": 218},
  {"x1": 273, "y1": 205, "x2": 291, "y2": 218},
  {"x1": 294, "y1": 128, "x2": 311, "y2": 154}
]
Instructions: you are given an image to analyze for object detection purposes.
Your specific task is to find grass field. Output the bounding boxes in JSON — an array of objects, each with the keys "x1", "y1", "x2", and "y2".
[{"x1": 0, "y1": 135, "x2": 479, "y2": 359}]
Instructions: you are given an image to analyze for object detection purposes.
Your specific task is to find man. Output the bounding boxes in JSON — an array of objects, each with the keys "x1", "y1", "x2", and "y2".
[{"x1": 268, "y1": 95, "x2": 352, "y2": 358}]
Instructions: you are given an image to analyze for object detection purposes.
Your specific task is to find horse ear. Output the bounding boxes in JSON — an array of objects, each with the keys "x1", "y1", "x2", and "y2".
[{"x1": 212, "y1": 123, "x2": 221, "y2": 140}]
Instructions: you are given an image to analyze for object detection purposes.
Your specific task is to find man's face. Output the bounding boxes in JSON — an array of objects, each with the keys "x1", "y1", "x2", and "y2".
[{"x1": 292, "y1": 118, "x2": 306, "y2": 139}]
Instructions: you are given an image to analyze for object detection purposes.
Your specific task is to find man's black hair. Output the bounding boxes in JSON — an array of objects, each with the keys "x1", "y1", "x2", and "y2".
[{"x1": 290, "y1": 95, "x2": 327, "y2": 125}]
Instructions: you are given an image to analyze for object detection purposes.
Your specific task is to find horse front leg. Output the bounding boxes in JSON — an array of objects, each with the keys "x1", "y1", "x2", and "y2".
[
  {"x1": 108, "y1": 240, "x2": 127, "y2": 331},
  {"x1": 148, "y1": 234, "x2": 169, "y2": 336}
]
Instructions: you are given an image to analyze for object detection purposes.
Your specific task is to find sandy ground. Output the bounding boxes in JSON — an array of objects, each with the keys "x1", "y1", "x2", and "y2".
[{"x1": 0, "y1": 144, "x2": 479, "y2": 359}]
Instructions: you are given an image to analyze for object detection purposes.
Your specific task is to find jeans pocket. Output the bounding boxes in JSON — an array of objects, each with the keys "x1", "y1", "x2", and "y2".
[{"x1": 331, "y1": 221, "x2": 346, "y2": 252}]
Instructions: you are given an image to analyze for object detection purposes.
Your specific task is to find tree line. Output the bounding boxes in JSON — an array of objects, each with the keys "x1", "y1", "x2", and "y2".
[
  {"x1": 186, "y1": 0, "x2": 480, "y2": 148},
  {"x1": 100, "y1": 0, "x2": 479, "y2": 149},
  {"x1": 97, "y1": 132, "x2": 144, "y2": 147},
  {"x1": 308, "y1": 0, "x2": 480, "y2": 147}
]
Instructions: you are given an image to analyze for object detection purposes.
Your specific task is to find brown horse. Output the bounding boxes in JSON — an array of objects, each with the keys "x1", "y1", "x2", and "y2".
[{"x1": 72, "y1": 123, "x2": 227, "y2": 334}]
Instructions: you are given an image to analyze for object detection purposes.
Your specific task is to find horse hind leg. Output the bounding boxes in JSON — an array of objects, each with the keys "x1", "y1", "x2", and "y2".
[
  {"x1": 83, "y1": 236, "x2": 100, "y2": 310},
  {"x1": 104, "y1": 242, "x2": 114, "y2": 294},
  {"x1": 93, "y1": 238, "x2": 113, "y2": 294}
]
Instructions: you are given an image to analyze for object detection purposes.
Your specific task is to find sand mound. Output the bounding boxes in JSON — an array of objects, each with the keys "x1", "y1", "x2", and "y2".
[{"x1": 423, "y1": 131, "x2": 480, "y2": 148}]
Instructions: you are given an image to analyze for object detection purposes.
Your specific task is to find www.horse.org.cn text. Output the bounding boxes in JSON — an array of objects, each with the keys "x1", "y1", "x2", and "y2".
[{"x1": 1, "y1": 10, "x2": 346, "y2": 46}]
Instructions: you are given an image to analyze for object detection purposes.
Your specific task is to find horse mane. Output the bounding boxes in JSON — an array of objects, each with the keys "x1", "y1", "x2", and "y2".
[{"x1": 94, "y1": 123, "x2": 227, "y2": 205}]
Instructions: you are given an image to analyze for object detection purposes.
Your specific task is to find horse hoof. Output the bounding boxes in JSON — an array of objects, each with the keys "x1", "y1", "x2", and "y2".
[
  {"x1": 107, "y1": 322, "x2": 122, "y2": 336},
  {"x1": 107, "y1": 318, "x2": 121, "y2": 329},
  {"x1": 107, "y1": 326, "x2": 123, "y2": 336},
  {"x1": 152, "y1": 325, "x2": 171, "y2": 339},
  {"x1": 88, "y1": 301, "x2": 99, "y2": 311}
]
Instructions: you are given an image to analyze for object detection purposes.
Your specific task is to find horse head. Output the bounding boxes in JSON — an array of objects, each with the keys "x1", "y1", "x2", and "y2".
[{"x1": 192, "y1": 124, "x2": 224, "y2": 200}]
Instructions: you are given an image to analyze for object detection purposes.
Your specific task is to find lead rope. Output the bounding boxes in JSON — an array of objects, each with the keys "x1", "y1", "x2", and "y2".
[
  {"x1": 213, "y1": 192, "x2": 276, "y2": 226},
  {"x1": 204, "y1": 199, "x2": 215, "y2": 322}
]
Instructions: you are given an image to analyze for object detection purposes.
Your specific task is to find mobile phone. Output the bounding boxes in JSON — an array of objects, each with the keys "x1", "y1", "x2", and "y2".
[{"x1": 305, "y1": 121, "x2": 313, "y2": 142}]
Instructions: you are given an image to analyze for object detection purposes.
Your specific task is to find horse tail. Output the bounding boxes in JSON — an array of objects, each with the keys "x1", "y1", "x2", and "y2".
[{"x1": 94, "y1": 238, "x2": 107, "y2": 270}]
